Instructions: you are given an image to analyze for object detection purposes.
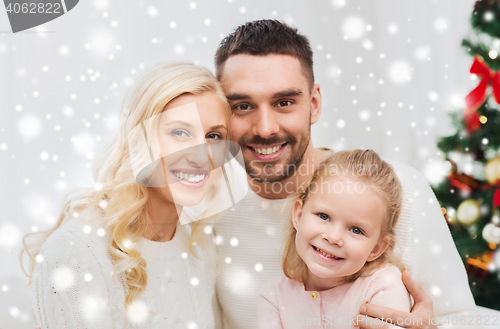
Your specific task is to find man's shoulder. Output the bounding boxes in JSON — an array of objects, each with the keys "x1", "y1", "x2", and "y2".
[
  {"x1": 383, "y1": 158, "x2": 421, "y2": 178},
  {"x1": 382, "y1": 157, "x2": 429, "y2": 191}
]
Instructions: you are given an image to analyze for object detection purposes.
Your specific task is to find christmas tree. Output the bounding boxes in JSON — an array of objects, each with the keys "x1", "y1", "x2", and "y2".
[{"x1": 432, "y1": 0, "x2": 500, "y2": 311}]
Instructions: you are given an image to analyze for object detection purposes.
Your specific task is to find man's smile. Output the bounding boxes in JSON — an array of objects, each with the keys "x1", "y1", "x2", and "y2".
[
  {"x1": 247, "y1": 142, "x2": 287, "y2": 155},
  {"x1": 247, "y1": 143, "x2": 288, "y2": 162}
]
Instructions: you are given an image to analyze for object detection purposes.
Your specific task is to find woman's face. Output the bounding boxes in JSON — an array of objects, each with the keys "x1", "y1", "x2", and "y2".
[{"x1": 151, "y1": 92, "x2": 229, "y2": 207}]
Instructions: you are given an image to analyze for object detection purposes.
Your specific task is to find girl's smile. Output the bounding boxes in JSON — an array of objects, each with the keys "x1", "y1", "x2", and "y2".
[{"x1": 311, "y1": 245, "x2": 344, "y2": 261}]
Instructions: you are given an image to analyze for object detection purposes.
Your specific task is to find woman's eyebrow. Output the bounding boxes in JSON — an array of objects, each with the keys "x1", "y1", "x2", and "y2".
[{"x1": 162, "y1": 119, "x2": 195, "y2": 127}]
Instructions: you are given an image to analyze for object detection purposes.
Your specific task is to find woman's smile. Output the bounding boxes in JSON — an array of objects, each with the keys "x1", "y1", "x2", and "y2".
[{"x1": 169, "y1": 169, "x2": 210, "y2": 188}]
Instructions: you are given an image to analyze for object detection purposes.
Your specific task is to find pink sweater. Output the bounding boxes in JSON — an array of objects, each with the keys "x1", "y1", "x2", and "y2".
[{"x1": 257, "y1": 264, "x2": 411, "y2": 329}]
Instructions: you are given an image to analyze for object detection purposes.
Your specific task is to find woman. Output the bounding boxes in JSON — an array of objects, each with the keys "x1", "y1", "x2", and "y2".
[{"x1": 21, "y1": 62, "x2": 235, "y2": 328}]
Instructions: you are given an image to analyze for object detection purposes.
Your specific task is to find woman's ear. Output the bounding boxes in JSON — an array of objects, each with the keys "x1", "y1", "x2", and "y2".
[
  {"x1": 291, "y1": 199, "x2": 304, "y2": 230},
  {"x1": 367, "y1": 235, "x2": 390, "y2": 262}
]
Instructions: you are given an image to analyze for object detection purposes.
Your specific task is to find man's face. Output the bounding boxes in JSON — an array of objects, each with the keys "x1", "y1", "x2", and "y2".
[{"x1": 220, "y1": 54, "x2": 320, "y2": 183}]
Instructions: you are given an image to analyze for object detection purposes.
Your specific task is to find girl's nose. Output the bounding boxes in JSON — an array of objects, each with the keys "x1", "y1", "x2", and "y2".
[{"x1": 322, "y1": 226, "x2": 344, "y2": 247}]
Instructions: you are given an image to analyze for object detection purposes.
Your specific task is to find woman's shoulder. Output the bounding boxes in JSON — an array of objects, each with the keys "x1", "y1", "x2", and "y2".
[{"x1": 40, "y1": 216, "x2": 111, "y2": 264}]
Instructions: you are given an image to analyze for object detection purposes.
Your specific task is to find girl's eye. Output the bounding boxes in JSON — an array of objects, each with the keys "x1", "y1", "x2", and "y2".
[
  {"x1": 206, "y1": 133, "x2": 223, "y2": 140},
  {"x1": 277, "y1": 101, "x2": 292, "y2": 107},
  {"x1": 350, "y1": 227, "x2": 363, "y2": 235},
  {"x1": 171, "y1": 129, "x2": 189, "y2": 138},
  {"x1": 234, "y1": 104, "x2": 251, "y2": 111},
  {"x1": 317, "y1": 213, "x2": 330, "y2": 221}
]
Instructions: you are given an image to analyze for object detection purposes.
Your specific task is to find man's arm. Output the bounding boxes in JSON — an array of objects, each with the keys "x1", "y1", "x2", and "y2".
[{"x1": 362, "y1": 160, "x2": 477, "y2": 328}]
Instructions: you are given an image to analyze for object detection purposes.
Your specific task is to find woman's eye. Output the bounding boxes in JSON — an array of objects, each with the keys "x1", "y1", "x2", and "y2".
[
  {"x1": 234, "y1": 104, "x2": 251, "y2": 111},
  {"x1": 206, "y1": 133, "x2": 223, "y2": 140},
  {"x1": 171, "y1": 129, "x2": 189, "y2": 138},
  {"x1": 350, "y1": 227, "x2": 363, "y2": 235},
  {"x1": 317, "y1": 213, "x2": 329, "y2": 221},
  {"x1": 277, "y1": 101, "x2": 292, "y2": 107}
]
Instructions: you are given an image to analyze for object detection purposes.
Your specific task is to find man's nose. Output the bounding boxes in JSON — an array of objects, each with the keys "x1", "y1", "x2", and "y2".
[{"x1": 251, "y1": 106, "x2": 279, "y2": 139}]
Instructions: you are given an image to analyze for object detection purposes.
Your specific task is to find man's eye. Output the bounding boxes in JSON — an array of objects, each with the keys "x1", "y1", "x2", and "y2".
[
  {"x1": 171, "y1": 129, "x2": 189, "y2": 138},
  {"x1": 234, "y1": 104, "x2": 251, "y2": 111},
  {"x1": 277, "y1": 101, "x2": 292, "y2": 107},
  {"x1": 350, "y1": 227, "x2": 363, "y2": 235},
  {"x1": 317, "y1": 213, "x2": 329, "y2": 221},
  {"x1": 206, "y1": 133, "x2": 223, "y2": 140}
]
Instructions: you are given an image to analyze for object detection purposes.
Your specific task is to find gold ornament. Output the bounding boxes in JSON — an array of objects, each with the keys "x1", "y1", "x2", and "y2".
[
  {"x1": 482, "y1": 223, "x2": 500, "y2": 245},
  {"x1": 485, "y1": 157, "x2": 500, "y2": 185},
  {"x1": 457, "y1": 199, "x2": 481, "y2": 225},
  {"x1": 445, "y1": 207, "x2": 458, "y2": 226}
]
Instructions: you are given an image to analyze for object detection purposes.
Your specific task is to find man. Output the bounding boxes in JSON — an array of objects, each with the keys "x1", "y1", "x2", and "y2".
[{"x1": 213, "y1": 20, "x2": 475, "y2": 329}]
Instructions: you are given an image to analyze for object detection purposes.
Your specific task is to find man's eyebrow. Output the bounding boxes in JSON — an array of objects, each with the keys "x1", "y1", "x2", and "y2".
[
  {"x1": 272, "y1": 89, "x2": 302, "y2": 98},
  {"x1": 210, "y1": 124, "x2": 227, "y2": 131},
  {"x1": 226, "y1": 93, "x2": 250, "y2": 102},
  {"x1": 226, "y1": 89, "x2": 303, "y2": 102}
]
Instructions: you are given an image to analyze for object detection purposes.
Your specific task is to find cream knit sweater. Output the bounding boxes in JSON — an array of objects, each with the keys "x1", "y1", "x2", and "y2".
[
  {"x1": 32, "y1": 215, "x2": 219, "y2": 329},
  {"x1": 214, "y1": 158, "x2": 476, "y2": 329}
]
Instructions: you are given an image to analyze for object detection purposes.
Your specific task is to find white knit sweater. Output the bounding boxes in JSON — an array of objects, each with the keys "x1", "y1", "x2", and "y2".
[
  {"x1": 214, "y1": 158, "x2": 476, "y2": 329},
  {"x1": 32, "y1": 215, "x2": 219, "y2": 329}
]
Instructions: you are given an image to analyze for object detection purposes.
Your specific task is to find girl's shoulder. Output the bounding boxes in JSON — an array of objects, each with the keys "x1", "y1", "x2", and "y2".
[
  {"x1": 360, "y1": 264, "x2": 403, "y2": 283},
  {"x1": 259, "y1": 275, "x2": 303, "y2": 297},
  {"x1": 355, "y1": 264, "x2": 405, "y2": 298}
]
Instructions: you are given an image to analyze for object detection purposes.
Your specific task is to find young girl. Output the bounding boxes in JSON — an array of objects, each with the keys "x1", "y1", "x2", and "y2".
[
  {"x1": 258, "y1": 149, "x2": 411, "y2": 328},
  {"x1": 21, "y1": 62, "x2": 237, "y2": 328}
]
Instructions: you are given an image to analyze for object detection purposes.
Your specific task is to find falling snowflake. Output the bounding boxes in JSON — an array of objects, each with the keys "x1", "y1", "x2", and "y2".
[
  {"x1": 342, "y1": 16, "x2": 366, "y2": 40},
  {"x1": 146, "y1": 6, "x2": 159, "y2": 17},
  {"x1": 18, "y1": 115, "x2": 42, "y2": 139},
  {"x1": 388, "y1": 61, "x2": 412, "y2": 85},
  {"x1": 51, "y1": 267, "x2": 75, "y2": 290},
  {"x1": 434, "y1": 17, "x2": 448, "y2": 32},
  {"x1": 0, "y1": 224, "x2": 22, "y2": 248}
]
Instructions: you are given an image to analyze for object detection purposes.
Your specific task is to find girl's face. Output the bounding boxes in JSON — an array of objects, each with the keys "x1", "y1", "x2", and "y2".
[
  {"x1": 292, "y1": 176, "x2": 390, "y2": 290},
  {"x1": 150, "y1": 92, "x2": 229, "y2": 207}
]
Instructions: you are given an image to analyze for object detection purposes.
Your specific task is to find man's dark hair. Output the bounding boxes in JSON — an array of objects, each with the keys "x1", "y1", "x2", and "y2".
[{"x1": 215, "y1": 19, "x2": 314, "y2": 89}]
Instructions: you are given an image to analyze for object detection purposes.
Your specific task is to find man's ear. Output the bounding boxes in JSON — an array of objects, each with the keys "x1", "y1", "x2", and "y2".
[
  {"x1": 367, "y1": 235, "x2": 390, "y2": 262},
  {"x1": 292, "y1": 199, "x2": 304, "y2": 230},
  {"x1": 310, "y1": 83, "x2": 322, "y2": 125}
]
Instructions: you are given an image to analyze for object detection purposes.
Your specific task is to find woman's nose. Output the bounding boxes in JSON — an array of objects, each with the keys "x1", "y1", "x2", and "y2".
[{"x1": 184, "y1": 142, "x2": 211, "y2": 168}]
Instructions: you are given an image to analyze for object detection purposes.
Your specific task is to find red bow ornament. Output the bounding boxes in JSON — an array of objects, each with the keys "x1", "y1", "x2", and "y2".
[{"x1": 464, "y1": 56, "x2": 500, "y2": 133}]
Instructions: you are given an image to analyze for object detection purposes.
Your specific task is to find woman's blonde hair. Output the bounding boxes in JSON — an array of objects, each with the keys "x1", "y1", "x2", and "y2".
[
  {"x1": 282, "y1": 149, "x2": 404, "y2": 284},
  {"x1": 20, "y1": 61, "x2": 231, "y2": 307}
]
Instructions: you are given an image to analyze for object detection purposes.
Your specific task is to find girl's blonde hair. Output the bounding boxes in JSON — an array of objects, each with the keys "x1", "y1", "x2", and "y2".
[
  {"x1": 20, "y1": 61, "x2": 230, "y2": 307},
  {"x1": 282, "y1": 149, "x2": 404, "y2": 284}
]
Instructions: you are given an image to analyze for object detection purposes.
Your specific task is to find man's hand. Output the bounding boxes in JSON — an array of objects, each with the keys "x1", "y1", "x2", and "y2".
[{"x1": 357, "y1": 270, "x2": 438, "y2": 329}]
